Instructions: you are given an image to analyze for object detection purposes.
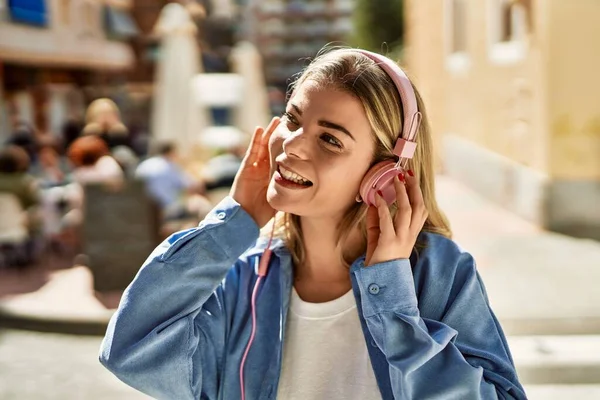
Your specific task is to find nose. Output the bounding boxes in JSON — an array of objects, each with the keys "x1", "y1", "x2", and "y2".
[{"x1": 282, "y1": 129, "x2": 309, "y2": 160}]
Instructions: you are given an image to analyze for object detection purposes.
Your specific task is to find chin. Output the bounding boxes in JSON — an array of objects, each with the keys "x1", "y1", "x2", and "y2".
[{"x1": 266, "y1": 185, "x2": 304, "y2": 214}]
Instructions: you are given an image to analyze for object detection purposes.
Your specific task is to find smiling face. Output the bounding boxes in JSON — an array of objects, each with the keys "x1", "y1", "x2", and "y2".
[{"x1": 266, "y1": 80, "x2": 376, "y2": 219}]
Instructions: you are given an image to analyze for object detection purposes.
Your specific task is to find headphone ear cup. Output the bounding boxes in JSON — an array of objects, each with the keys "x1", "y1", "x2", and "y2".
[{"x1": 359, "y1": 161, "x2": 402, "y2": 206}]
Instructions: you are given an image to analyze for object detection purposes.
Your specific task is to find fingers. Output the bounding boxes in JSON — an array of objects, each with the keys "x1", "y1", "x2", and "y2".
[
  {"x1": 256, "y1": 117, "x2": 280, "y2": 163},
  {"x1": 393, "y1": 174, "x2": 411, "y2": 233},
  {"x1": 404, "y1": 171, "x2": 428, "y2": 234},
  {"x1": 244, "y1": 125, "x2": 264, "y2": 165},
  {"x1": 366, "y1": 171, "x2": 428, "y2": 265},
  {"x1": 243, "y1": 117, "x2": 280, "y2": 167},
  {"x1": 375, "y1": 191, "x2": 395, "y2": 241},
  {"x1": 365, "y1": 205, "x2": 380, "y2": 265}
]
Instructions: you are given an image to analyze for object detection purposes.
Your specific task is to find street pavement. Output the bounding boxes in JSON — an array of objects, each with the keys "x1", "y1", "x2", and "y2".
[
  {"x1": 435, "y1": 176, "x2": 600, "y2": 336},
  {"x1": 436, "y1": 176, "x2": 600, "y2": 398},
  {"x1": 0, "y1": 329, "x2": 149, "y2": 399}
]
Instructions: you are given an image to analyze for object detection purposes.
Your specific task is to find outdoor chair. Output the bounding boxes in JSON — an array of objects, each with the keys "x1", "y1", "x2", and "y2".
[{"x1": 82, "y1": 179, "x2": 160, "y2": 292}]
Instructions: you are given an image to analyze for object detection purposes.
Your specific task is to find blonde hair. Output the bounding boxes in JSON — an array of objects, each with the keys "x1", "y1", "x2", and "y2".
[
  {"x1": 85, "y1": 98, "x2": 121, "y2": 124},
  {"x1": 268, "y1": 48, "x2": 451, "y2": 267},
  {"x1": 83, "y1": 98, "x2": 129, "y2": 137}
]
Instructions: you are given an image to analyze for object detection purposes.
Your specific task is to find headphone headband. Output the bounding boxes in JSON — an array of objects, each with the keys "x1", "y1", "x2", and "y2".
[{"x1": 355, "y1": 50, "x2": 421, "y2": 160}]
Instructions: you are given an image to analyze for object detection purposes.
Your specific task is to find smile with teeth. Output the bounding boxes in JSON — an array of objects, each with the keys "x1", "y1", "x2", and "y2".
[{"x1": 278, "y1": 166, "x2": 312, "y2": 186}]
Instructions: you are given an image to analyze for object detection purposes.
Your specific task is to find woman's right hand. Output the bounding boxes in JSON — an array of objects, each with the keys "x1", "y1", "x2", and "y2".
[{"x1": 230, "y1": 117, "x2": 280, "y2": 228}]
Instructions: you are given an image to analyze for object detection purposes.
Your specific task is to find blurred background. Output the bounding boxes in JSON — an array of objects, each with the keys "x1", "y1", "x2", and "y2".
[{"x1": 0, "y1": 0, "x2": 599, "y2": 398}]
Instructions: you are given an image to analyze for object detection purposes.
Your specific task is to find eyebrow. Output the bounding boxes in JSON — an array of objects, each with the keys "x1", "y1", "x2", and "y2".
[{"x1": 290, "y1": 103, "x2": 355, "y2": 141}]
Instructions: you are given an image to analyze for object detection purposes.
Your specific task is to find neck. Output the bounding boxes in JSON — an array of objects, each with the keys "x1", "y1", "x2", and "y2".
[{"x1": 296, "y1": 214, "x2": 365, "y2": 284}]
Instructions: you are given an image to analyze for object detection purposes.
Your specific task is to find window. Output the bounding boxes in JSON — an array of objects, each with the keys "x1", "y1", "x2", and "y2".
[
  {"x1": 104, "y1": 6, "x2": 139, "y2": 40},
  {"x1": 7, "y1": 0, "x2": 48, "y2": 26},
  {"x1": 488, "y1": 0, "x2": 529, "y2": 64},
  {"x1": 499, "y1": 0, "x2": 527, "y2": 43},
  {"x1": 445, "y1": 0, "x2": 470, "y2": 73},
  {"x1": 451, "y1": 0, "x2": 467, "y2": 53}
]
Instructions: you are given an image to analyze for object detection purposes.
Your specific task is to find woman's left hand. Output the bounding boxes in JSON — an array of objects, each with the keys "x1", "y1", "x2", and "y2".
[{"x1": 365, "y1": 171, "x2": 429, "y2": 267}]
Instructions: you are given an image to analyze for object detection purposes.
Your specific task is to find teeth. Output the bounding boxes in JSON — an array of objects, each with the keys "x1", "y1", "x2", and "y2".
[{"x1": 280, "y1": 166, "x2": 310, "y2": 185}]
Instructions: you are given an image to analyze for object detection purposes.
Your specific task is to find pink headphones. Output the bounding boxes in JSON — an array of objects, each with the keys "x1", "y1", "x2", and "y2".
[{"x1": 356, "y1": 50, "x2": 422, "y2": 206}]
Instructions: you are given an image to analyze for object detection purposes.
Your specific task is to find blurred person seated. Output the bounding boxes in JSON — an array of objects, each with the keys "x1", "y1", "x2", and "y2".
[
  {"x1": 35, "y1": 145, "x2": 68, "y2": 187},
  {"x1": 201, "y1": 148, "x2": 244, "y2": 205},
  {"x1": 33, "y1": 145, "x2": 81, "y2": 253},
  {"x1": 0, "y1": 193, "x2": 30, "y2": 268},
  {"x1": 135, "y1": 141, "x2": 210, "y2": 222},
  {"x1": 0, "y1": 145, "x2": 43, "y2": 266},
  {"x1": 0, "y1": 145, "x2": 41, "y2": 215},
  {"x1": 202, "y1": 146, "x2": 245, "y2": 190},
  {"x1": 199, "y1": 129, "x2": 248, "y2": 204},
  {"x1": 5, "y1": 122, "x2": 38, "y2": 166},
  {"x1": 57, "y1": 135, "x2": 135, "y2": 258},
  {"x1": 67, "y1": 136, "x2": 124, "y2": 186},
  {"x1": 81, "y1": 98, "x2": 131, "y2": 150},
  {"x1": 64, "y1": 136, "x2": 125, "y2": 237}
]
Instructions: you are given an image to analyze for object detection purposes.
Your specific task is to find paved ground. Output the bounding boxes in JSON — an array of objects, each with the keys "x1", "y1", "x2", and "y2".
[
  {"x1": 0, "y1": 329, "x2": 149, "y2": 400},
  {"x1": 435, "y1": 176, "x2": 600, "y2": 336}
]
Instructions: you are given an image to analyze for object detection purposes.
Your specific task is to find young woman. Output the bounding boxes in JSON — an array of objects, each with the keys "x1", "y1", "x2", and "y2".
[{"x1": 100, "y1": 48, "x2": 527, "y2": 400}]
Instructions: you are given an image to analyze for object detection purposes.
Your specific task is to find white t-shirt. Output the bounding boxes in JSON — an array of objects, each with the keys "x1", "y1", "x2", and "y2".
[{"x1": 276, "y1": 287, "x2": 382, "y2": 400}]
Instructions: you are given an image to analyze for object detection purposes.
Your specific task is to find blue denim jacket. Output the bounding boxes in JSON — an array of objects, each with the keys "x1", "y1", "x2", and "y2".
[{"x1": 99, "y1": 196, "x2": 527, "y2": 400}]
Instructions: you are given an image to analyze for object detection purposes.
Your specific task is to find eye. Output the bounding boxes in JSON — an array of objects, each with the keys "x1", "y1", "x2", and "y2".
[
  {"x1": 320, "y1": 133, "x2": 343, "y2": 149},
  {"x1": 282, "y1": 112, "x2": 300, "y2": 130}
]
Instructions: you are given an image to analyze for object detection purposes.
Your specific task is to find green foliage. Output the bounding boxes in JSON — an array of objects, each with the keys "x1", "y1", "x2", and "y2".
[{"x1": 351, "y1": 0, "x2": 404, "y2": 58}]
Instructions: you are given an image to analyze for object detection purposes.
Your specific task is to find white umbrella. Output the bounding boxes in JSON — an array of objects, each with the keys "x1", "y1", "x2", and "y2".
[
  {"x1": 151, "y1": 3, "x2": 210, "y2": 156},
  {"x1": 229, "y1": 41, "x2": 272, "y2": 135}
]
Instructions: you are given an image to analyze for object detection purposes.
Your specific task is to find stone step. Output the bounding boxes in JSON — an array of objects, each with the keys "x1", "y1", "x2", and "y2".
[
  {"x1": 509, "y1": 335, "x2": 600, "y2": 384},
  {"x1": 524, "y1": 384, "x2": 600, "y2": 400}
]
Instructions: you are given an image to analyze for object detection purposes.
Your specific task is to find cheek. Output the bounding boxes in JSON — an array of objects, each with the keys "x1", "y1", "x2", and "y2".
[{"x1": 318, "y1": 159, "x2": 367, "y2": 195}]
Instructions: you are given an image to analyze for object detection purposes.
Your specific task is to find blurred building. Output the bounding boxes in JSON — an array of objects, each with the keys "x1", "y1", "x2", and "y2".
[
  {"x1": 245, "y1": 0, "x2": 354, "y2": 93},
  {"x1": 123, "y1": 0, "x2": 238, "y2": 134},
  {"x1": 405, "y1": 0, "x2": 600, "y2": 240},
  {"x1": 129, "y1": 0, "x2": 237, "y2": 84},
  {"x1": 0, "y1": 0, "x2": 138, "y2": 140}
]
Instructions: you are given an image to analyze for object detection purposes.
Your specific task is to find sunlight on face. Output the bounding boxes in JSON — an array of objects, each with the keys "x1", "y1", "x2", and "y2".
[{"x1": 266, "y1": 80, "x2": 375, "y2": 219}]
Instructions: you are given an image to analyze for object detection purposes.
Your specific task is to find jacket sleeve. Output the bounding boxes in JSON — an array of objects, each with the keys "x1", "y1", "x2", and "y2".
[
  {"x1": 99, "y1": 196, "x2": 259, "y2": 399},
  {"x1": 354, "y1": 253, "x2": 527, "y2": 400}
]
